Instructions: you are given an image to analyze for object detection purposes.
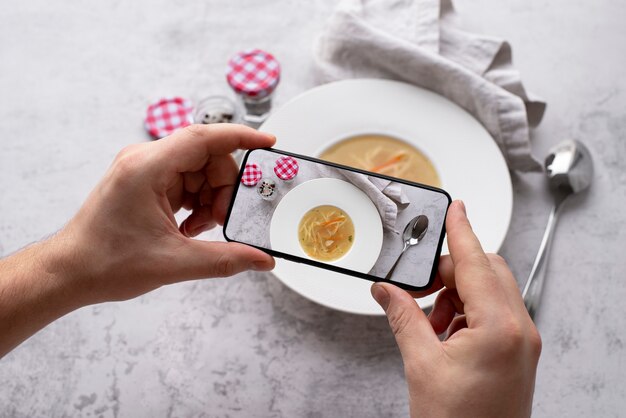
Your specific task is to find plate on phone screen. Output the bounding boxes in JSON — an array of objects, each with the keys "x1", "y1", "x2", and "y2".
[
  {"x1": 260, "y1": 79, "x2": 512, "y2": 315},
  {"x1": 270, "y1": 178, "x2": 384, "y2": 272}
]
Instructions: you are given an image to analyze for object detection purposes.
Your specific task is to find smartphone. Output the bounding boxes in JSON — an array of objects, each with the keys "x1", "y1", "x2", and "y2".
[{"x1": 223, "y1": 148, "x2": 451, "y2": 291}]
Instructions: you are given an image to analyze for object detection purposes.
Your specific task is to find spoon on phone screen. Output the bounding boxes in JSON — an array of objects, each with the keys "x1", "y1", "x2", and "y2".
[
  {"x1": 522, "y1": 140, "x2": 594, "y2": 319},
  {"x1": 385, "y1": 215, "x2": 429, "y2": 280}
]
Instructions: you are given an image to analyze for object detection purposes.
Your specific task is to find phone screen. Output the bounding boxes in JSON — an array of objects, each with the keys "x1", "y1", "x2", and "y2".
[{"x1": 223, "y1": 148, "x2": 450, "y2": 290}]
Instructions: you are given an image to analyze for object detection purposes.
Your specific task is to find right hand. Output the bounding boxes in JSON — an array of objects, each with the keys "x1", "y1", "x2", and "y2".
[{"x1": 371, "y1": 200, "x2": 542, "y2": 418}]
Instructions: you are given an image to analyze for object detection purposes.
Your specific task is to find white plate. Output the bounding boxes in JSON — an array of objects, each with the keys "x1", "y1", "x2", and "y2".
[
  {"x1": 270, "y1": 178, "x2": 383, "y2": 272},
  {"x1": 260, "y1": 79, "x2": 512, "y2": 315}
]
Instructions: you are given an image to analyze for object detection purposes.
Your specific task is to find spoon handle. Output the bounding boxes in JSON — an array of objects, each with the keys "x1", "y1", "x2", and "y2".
[
  {"x1": 385, "y1": 244, "x2": 408, "y2": 280},
  {"x1": 522, "y1": 203, "x2": 562, "y2": 320}
]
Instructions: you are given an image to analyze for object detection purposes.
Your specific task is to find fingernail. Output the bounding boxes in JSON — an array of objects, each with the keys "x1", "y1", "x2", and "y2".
[
  {"x1": 371, "y1": 284, "x2": 390, "y2": 311},
  {"x1": 261, "y1": 131, "x2": 276, "y2": 141},
  {"x1": 181, "y1": 220, "x2": 190, "y2": 237},
  {"x1": 457, "y1": 200, "x2": 466, "y2": 215},
  {"x1": 251, "y1": 260, "x2": 270, "y2": 271},
  {"x1": 189, "y1": 223, "x2": 213, "y2": 237}
]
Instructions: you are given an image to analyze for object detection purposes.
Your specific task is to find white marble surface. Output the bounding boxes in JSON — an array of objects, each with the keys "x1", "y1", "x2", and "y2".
[{"x1": 0, "y1": 0, "x2": 625, "y2": 417}]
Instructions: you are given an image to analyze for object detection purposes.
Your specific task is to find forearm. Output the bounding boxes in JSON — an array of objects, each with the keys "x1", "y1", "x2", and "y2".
[{"x1": 0, "y1": 233, "x2": 88, "y2": 358}]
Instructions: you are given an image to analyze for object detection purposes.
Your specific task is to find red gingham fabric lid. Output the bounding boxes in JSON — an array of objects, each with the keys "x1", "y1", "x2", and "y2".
[
  {"x1": 145, "y1": 97, "x2": 194, "y2": 139},
  {"x1": 226, "y1": 49, "x2": 280, "y2": 99},
  {"x1": 273, "y1": 156, "x2": 299, "y2": 180},
  {"x1": 241, "y1": 163, "x2": 262, "y2": 186}
]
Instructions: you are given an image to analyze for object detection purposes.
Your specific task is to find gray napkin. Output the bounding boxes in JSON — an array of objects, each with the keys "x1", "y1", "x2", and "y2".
[
  {"x1": 314, "y1": 0, "x2": 546, "y2": 172},
  {"x1": 313, "y1": 164, "x2": 409, "y2": 233}
]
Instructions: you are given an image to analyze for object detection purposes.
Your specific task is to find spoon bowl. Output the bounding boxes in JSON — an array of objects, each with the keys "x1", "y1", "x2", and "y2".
[
  {"x1": 545, "y1": 139, "x2": 594, "y2": 200},
  {"x1": 408, "y1": 215, "x2": 429, "y2": 246},
  {"x1": 386, "y1": 215, "x2": 429, "y2": 280}
]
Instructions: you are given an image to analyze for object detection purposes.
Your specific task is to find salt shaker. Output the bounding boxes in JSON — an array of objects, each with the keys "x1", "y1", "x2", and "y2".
[{"x1": 226, "y1": 49, "x2": 281, "y2": 128}]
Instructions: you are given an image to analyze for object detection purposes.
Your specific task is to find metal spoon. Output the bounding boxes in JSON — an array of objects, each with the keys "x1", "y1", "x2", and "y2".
[
  {"x1": 522, "y1": 140, "x2": 594, "y2": 319},
  {"x1": 385, "y1": 215, "x2": 429, "y2": 280}
]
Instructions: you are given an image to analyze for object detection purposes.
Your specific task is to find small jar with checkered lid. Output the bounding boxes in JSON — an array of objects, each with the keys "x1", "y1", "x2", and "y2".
[
  {"x1": 226, "y1": 49, "x2": 280, "y2": 127},
  {"x1": 144, "y1": 97, "x2": 194, "y2": 139},
  {"x1": 241, "y1": 163, "x2": 262, "y2": 187},
  {"x1": 273, "y1": 156, "x2": 299, "y2": 183}
]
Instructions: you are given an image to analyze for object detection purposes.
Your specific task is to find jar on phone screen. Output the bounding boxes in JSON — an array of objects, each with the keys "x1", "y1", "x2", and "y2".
[
  {"x1": 273, "y1": 156, "x2": 299, "y2": 183},
  {"x1": 257, "y1": 178, "x2": 278, "y2": 201}
]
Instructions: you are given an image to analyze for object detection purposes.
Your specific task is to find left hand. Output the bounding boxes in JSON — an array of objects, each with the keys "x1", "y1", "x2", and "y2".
[{"x1": 57, "y1": 123, "x2": 276, "y2": 303}]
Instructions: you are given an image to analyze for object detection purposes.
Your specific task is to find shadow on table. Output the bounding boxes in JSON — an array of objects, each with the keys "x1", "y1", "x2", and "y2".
[{"x1": 264, "y1": 275, "x2": 402, "y2": 360}]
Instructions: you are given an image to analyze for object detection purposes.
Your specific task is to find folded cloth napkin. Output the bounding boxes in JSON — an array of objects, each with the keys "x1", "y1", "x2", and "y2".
[
  {"x1": 313, "y1": 164, "x2": 410, "y2": 233},
  {"x1": 314, "y1": 0, "x2": 546, "y2": 172}
]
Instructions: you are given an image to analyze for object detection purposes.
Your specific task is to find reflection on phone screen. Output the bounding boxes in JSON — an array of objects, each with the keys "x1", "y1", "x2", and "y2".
[{"x1": 224, "y1": 149, "x2": 449, "y2": 288}]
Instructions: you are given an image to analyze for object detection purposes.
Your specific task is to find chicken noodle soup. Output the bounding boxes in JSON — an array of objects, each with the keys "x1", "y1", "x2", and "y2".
[
  {"x1": 320, "y1": 134, "x2": 441, "y2": 187},
  {"x1": 298, "y1": 205, "x2": 355, "y2": 262}
]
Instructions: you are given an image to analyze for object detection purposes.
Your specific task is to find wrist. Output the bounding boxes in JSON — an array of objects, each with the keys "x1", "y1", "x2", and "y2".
[
  {"x1": 35, "y1": 228, "x2": 98, "y2": 309},
  {"x1": 0, "y1": 232, "x2": 91, "y2": 357}
]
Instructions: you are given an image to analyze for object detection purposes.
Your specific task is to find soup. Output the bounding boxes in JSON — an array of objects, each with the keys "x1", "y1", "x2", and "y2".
[
  {"x1": 298, "y1": 205, "x2": 355, "y2": 262},
  {"x1": 320, "y1": 134, "x2": 441, "y2": 187}
]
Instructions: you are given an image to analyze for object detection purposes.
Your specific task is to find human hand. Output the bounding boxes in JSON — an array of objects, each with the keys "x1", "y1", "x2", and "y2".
[
  {"x1": 57, "y1": 124, "x2": 276, "y2": 304},
  {"x1": 371, "y1": 201, "x2": 541, "y2": 418}
]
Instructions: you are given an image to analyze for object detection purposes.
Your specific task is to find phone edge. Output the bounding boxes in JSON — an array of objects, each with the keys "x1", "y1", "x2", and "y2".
[{"x1": 223, "y1": 147, "x2": 452, "y2": 292}]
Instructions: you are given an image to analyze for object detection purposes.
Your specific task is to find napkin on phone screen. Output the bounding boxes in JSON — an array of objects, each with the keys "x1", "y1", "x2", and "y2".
[
  {"x1": 312, "y1": 164, "x2": 409, "y2": 233},
  {"x1": 314, "y1": 0, "x2": 546, "y2": 172}
]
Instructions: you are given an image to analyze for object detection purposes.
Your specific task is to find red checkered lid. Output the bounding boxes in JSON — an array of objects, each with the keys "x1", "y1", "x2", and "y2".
[
  {"x1": 226, "y1": 49, "x2": 281, "y2": 99},
  {"x1": 273, "y1": 156, "x2": 299, "y2": 180},
  {"x1": 241, "y1": 163, "x2": 263, "y2": 186},
  {"x1": 145, "y1": 97, "x2": 194, "y2": 139}
]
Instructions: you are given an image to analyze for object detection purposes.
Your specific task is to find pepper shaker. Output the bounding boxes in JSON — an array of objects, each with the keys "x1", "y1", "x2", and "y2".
[
  {"x1": 194, "y1": 96, "x2": 237, "y2": 125},
  {"x1": 226, "y1": 49, "x2": 281, "y2": 129},
  {"x1": 257, "y1": 178, "x2": 278, "y2": 201}
]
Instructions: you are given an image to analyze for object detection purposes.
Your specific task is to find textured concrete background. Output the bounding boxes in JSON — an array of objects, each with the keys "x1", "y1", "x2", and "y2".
[{"x1": 1, "y1": 0, "x2": 625, "y2": 417}]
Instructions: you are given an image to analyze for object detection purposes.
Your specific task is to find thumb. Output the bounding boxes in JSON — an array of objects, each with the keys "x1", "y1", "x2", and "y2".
[
  {"x1": 371, "y1": 282, "x2": 440, "y2": 359},
  {"x1": 169, "y1": 239, "x2": 275, "y2": 281}
]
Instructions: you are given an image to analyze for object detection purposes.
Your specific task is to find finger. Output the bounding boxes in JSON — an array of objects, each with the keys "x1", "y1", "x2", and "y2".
[
  {"x1": 446, "y1": 315, "x2": 468, "y2": 340},
  {"x1": 180, "y1": 204, "x2": 217, "y2": 237},
  {"x1": 167, "y1": 240, "x2": 275, "y2": 282},
  {"x1": 156, "y1": 124, "x2": 275, "y2": 173},
  {"x1": 204, "y1": 154, "x2": 239, "y2": 189},
  {"x1": 165, "y1": 175, "x2": 185, "y2": 211},
  {"x1": 211, "y1": 185, "x2": 236, "y2": 225},
  {"x1": 199, "y1": 183, "x2": 213, "y2": 207},
  {"x1": 406, "y1": 271, "x2": 444, "y2": 299},
  {"x1": 181, "y1": 191, "x2": 197, "y2": 211},
  {"x1": 371, "y1": 282, "x2": 441, "y2": 361},
  {"x1": 184, "y1": 171, "x2": 206, "y2": 194},
  {"x1": 180, "y1": 218, "x2": 217, "y2": 238},
  {"x1": 436, "y1": 255, "x2": 455, "y2": 289},
  {"x1": 486, "y1": 254, "x2": 531, "y2": 320},
  {"x1": 445, "y1": 200, "x2": 508, "y2": 316},
  {"x1": 428, "y1": 288, "x2": 464, "y2": 335}
]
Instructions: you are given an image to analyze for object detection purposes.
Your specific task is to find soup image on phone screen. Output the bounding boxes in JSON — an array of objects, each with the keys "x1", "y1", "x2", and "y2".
[
  {"x1": 298, "y1": 205, "x2": 355, "y2": 262},
  {"x1": 224, "y1": 148, "x2": 450, "y2": 289}
]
